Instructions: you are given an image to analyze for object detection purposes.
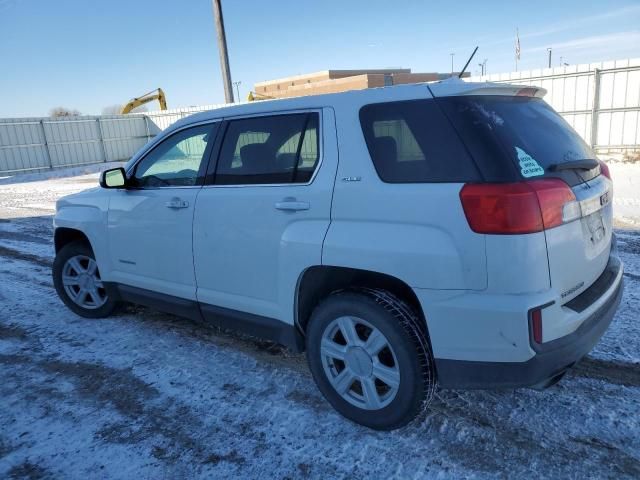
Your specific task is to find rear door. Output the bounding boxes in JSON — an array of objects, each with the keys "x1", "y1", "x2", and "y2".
[
  {"x1": 192, "y1": 108, "x2": 338, "y2": 324},
  {"x1": 324, "y1": 97, "x2": 488, "y2": 291},
  {"x1": 437, "y1": 95, "x2": 613, "y2": 300}
]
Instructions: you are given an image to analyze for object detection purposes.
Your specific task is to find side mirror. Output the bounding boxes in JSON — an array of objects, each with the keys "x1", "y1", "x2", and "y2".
[{"x1": 99, "y1": 167, "x2": 127, "y2": 189}]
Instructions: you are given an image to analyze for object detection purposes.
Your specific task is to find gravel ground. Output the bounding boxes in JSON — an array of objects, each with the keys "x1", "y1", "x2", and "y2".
[{"x1": 0, "y1": 170, "x2": 639, "y2": 479}]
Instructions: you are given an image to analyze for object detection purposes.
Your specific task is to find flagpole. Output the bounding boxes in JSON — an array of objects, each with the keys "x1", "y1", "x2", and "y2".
[{"x1": 515, "y1": 28, "x2": 520, "y2": 72}]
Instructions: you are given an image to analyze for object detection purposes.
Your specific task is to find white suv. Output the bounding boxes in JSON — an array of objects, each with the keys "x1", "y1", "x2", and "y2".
[{"x1": 53, "y1": 80, "x2": 623, "y2": 430}]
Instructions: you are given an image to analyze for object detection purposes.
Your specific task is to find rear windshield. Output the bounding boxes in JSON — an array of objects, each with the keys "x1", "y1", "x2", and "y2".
[{"x1": 437, "y1": 96, "x2": 597, "y2": 182}]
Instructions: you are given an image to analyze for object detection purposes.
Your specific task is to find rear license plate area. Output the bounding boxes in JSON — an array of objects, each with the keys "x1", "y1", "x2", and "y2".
[{"x1": 586, "y1": 211, "x2": 606, "y2": 244}]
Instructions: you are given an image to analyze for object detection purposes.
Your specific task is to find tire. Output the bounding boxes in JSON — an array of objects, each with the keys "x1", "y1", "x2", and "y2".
[
  {"x1": 52, "y1": 241, "x2": 117, "y2": 318},
  {"x1": 306, "y1": 288, "x2": 436, "y2": 430}
]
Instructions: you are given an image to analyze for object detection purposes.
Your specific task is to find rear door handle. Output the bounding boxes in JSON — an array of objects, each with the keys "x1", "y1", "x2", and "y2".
[
  {"x1": 165, "y1": 197, "x2": 189, "y2": 209},
  {"x1": 275, "y1": 199, "x2": 310, "y2": 211}
]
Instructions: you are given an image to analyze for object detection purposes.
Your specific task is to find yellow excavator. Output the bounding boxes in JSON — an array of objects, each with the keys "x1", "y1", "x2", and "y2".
[
  {"x1": 121, "y1": 88, "x2": 168, "y2": 114},
  {"x1": 247, "y1": 91, "x2": 275, "y2": 102}
]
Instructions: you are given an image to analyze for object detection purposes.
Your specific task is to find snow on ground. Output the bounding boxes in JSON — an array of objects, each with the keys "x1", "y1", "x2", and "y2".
[
  {"x1": 609, "y1": 162, "x2": 640, "y2": 227},
  {"x1": 0, "y1": 162, "x2": 125, "y2": 186},
  {"x1": 0, "y1": 167, "x2": 639, "y2": 479}
]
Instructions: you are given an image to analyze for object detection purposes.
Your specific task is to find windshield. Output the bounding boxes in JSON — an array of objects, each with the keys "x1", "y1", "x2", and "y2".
[{"x1": 437, "y1": 95, "x2": 598, "y2": 183}]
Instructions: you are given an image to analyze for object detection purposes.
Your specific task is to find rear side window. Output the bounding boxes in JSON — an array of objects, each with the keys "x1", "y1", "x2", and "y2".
[
  {"x1": 437, "y1": 96, "x2": 597, "y2": 182},
  {"x1": 215, "y1": 113, "x2": 320, "y2": 185},
  {"x1": 359, "y1": 99, "x2": 481, "y2": 183}
]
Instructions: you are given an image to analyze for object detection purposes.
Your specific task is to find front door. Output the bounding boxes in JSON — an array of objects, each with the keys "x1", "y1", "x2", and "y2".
[{"x1": 107, "y1": 122, "x2": 218, "y2": 300}]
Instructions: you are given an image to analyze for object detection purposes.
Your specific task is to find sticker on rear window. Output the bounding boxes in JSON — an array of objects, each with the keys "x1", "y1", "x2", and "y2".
[{"x1": 516, "y1": 147, "x2": 544, "y2": 177}]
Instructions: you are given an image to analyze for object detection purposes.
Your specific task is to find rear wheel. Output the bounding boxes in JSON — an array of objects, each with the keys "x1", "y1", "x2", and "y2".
[
  {"x1": 306, "y1": 289, "x2": 436, "y2": 430},
  {"x1": 53, "y1": 241, "x2": 117, "y2": 318}
]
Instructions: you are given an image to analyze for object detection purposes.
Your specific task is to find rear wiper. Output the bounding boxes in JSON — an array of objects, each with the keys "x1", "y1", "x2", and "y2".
[{"x1": 548, "y1": 159, "x2": 599, "y2": 171}]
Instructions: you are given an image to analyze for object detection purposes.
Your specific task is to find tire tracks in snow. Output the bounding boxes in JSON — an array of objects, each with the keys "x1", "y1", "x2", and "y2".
[
  {"x1": 0, "y1": 245, "x2": 51, "y2": 268},
  {"x1": 2, "y1": 242, "x2": 639, "y2": 390},
  {"x1": 624, "y1": 271, "x2": 640, "y2": 282},
  {"x1": 0, "y1": 228, "x2": 51, "y2": 246},
  {"x1": 572, "y1": 356, "x2": 640, "y2": 387},
  {"x1": 1, "y1": 252, "x2": 639, "y2": 478},
  {"x1": 429, "y1": 391, "x2": 640, "y2": 478}
]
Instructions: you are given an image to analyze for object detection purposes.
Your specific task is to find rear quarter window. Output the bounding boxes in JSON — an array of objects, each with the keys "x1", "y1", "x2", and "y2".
[{"x1": 359, "y1": 99, "x2": 482, "y2": 183}]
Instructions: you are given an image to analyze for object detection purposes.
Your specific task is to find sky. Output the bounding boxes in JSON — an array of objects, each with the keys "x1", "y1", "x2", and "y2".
[{"x1": 0, "y1": 0, "x2": 639, "y2": 117}]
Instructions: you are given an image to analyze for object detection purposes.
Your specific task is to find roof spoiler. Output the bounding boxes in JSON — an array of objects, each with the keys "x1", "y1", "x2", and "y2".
[{"x1": 428, "y1": 80, "x2": 547, "y2": 99}]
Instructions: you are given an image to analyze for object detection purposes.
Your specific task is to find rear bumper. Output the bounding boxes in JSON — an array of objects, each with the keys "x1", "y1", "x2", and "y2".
[{"x1": 435, "y1": 254, "x2": 623, "y2": 389}]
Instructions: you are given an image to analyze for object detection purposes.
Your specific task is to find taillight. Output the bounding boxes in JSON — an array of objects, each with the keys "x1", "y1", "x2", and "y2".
[
  {"x1": 598, "y1": 160, "x2": 611, "y2": 180},
  {"x1": 530, "y1": 308, "x2": 543, "y2": 344},
  {"x1": 533, "y1": 178, "x2": 578, "y2": 228},
  {"x1": 460, "y1": 179, "x2": 576, "y2": 234}
]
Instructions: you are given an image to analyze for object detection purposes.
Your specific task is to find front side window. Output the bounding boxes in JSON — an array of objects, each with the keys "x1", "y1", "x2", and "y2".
[
  {"x1": 133, "y1": 124, "x2": 216, "y2": 188},
  {"x1": 215, "y1": 113, "x2": 320, "y2": 185}
]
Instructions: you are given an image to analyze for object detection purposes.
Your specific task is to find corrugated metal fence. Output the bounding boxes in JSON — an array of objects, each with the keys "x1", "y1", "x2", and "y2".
[
  {"x1": 2, "y1": 58, "x2": 640, "y2": 175},
  {"x1": 468, "y1": 58, "x2": 640, "y2": 157},
  {"x1": 0, "y1": 105, "x2": 224, "y2": 175}
]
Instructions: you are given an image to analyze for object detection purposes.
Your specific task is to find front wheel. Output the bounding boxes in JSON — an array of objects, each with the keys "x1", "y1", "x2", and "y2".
[
  {"x1": 306, "y1": 289, "x2": 436, "y2": 430},
  {"x1": 53, "y1": 241, "x2": 117, "y2": 318}
]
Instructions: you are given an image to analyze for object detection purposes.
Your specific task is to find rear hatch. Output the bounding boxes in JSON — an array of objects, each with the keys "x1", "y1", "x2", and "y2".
[{"x1": 432, "y1": 84, "x2": 613, "y2": 302}]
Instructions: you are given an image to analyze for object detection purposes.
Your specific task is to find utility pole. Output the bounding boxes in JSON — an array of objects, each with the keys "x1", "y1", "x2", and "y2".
[
  {"x1": 212, "y1": 0, "x2": 234, "y2": 103},
  {"x1": 233, "y1": 81, "x2": 242, "y2": 101},
  {"x1": 450, "y1": 53, "x2": 455, "y2": 75},
  {"x1": 547, "y1": 47, "x2": 552, "y2": 68}
]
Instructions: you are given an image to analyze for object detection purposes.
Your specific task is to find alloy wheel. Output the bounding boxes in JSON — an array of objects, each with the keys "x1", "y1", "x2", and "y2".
[
  {"x1": 320, "y1": 316, "x2": 400, "y2": 410},
  {"x1": 61, "y1": 255, "x2": 108, "y2": 310}
]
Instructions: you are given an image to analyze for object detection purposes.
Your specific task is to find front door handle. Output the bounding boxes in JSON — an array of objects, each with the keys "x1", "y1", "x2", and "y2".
[
  {"x1": 165, "y1": 197, "x2": 189, "y2": 209},
  {"x1": 275, "y1": 198, "x2": 310, "y2": 212}
]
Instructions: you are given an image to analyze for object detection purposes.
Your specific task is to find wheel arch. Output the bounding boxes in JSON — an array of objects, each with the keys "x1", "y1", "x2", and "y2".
[
  {"x1": 54, "y1": 227, "x2": 92, "y2": 254},
  {"x1": 296, "y1": 265, "x2": 427, "y2": 336}
]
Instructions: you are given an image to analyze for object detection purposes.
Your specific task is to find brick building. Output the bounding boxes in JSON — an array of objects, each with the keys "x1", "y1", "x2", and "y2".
[{"x1": 254, "y1": 69, "x2": 465, "y2": 98}]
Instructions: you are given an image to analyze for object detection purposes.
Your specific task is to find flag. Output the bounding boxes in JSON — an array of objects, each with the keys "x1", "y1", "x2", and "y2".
[{"x1": 515, "y1": 29, "x2": 521, "y2": 60}]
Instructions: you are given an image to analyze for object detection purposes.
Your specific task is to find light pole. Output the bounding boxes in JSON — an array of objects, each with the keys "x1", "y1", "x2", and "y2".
[
  {"x1": 212, "y1": 0, "x2": 234, "y2": 103},
  {"x1": 478, "y1": 59, "x2": 487, "y2": 76},
  {"x1": 450, "y1": 53, "x2": 455, "y2": 75},
  {"x1": 233, "y1": 81, "x2": 241, "y2": 101},
  {"x1": 547, "y1": 47, "x2": 552, "y2": 68}
]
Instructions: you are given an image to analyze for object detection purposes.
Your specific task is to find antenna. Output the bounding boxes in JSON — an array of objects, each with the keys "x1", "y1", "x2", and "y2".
[{"x1": 458, "y1": 46, "x2": 479, "y2": 78}]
